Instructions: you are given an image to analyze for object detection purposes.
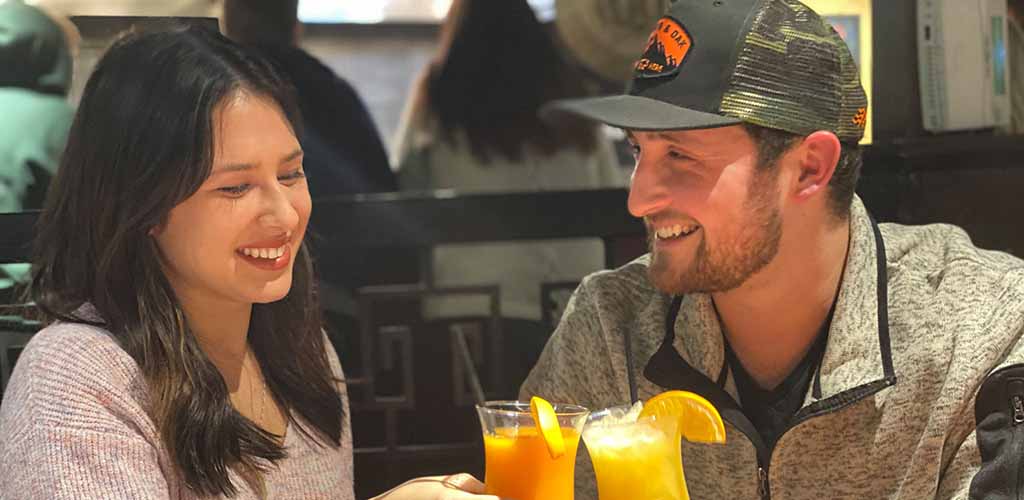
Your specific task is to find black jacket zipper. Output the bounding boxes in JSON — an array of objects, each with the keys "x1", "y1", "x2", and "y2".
[{"x1": 757, "y1": 466, "x2": 770, "y2": 499}]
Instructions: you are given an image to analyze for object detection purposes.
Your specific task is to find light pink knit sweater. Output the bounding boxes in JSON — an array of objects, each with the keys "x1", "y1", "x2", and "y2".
[{"x1": 0, "y1": 321, "x2": 355, "y2": 499}]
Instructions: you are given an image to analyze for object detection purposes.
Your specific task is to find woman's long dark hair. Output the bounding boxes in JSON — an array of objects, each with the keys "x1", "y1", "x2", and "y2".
[
  {"x1": 422, "y1": 0, "x2": 598, "y2": 162},
  {"x1": 28, "y1": 26, "x2": 343, "y2": 496}
]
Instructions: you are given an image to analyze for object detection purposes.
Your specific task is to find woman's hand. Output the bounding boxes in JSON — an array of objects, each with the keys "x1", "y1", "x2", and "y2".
[{"x1": 370, "y1": 473, "x2": 508, "y2": 500}]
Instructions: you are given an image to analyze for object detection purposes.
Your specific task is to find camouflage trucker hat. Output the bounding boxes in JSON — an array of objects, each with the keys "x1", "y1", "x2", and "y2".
[{"x1": 547, "y1": 0, "x2": 869, "y2": 143}]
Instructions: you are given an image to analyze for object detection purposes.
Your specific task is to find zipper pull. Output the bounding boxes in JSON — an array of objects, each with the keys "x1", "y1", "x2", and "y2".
[
  {"x1": 757, "y1": 466, "x2": 770, "y2": 499},
  {"x1": 1011, "y1": 394, "x2": 1024, "y2": 425}
]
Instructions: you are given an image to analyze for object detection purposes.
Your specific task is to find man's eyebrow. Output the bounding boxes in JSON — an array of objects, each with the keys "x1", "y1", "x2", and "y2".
[
  {"x1": 654, "y1": 131, "x2": 701, "y2": 146},
  {"x1": 624, "y1": 130, "x2": 696, "y2": 146}
]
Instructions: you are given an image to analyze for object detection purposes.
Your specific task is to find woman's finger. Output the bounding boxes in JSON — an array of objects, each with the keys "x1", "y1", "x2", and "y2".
[
  {"x1": 443, "y1": 492, "x2": 505, "y2": 500},
  {"x1": 441, "y1": 473, "x2": 486, "y2": 493}
]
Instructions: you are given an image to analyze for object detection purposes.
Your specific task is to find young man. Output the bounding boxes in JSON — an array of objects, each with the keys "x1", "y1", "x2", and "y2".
[{"x1": 521, "y1": 0, "x2": 1024, "y2": 498}]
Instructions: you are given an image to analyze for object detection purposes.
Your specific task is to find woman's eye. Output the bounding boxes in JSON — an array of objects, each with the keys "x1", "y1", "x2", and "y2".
[
  {"x1": 218, "y1": 184, "x2": 251, "y2": 196},
  {"x1": 279, "y1": 170, "x2": 306, "y2": 184}
]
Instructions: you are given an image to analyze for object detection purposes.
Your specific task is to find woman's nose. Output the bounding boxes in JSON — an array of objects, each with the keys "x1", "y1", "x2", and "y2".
[{"x1": 259, "y1": 185, "x2": 300, "y2": 230}]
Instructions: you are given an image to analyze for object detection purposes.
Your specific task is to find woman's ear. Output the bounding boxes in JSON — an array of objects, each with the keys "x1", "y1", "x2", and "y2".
[{"x1": 790, "y1": 130, "x2": 841, "y2": 202}]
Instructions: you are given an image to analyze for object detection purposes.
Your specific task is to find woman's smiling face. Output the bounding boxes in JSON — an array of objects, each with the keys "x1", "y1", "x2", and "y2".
[{"x1": 153, "y1": 91, "x2": 311, "y2": 309}]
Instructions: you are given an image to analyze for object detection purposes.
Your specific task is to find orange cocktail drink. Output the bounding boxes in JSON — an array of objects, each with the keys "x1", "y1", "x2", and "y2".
[{"x1": 476, "y1": 400, "x2": 589, "y2": 500}]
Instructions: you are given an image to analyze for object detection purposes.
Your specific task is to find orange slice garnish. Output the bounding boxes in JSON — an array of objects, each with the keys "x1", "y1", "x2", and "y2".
[
  {"x1": 530, "y1": 396, "x2": 566, "y2": 459},
  {"x1": 639, "y1": 390, "x2": 726, "y2": 444}
]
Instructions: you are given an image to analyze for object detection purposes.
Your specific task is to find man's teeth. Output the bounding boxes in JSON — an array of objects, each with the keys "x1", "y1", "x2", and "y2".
[
  {"x1": 655, "y1": 224, "x2": 700, "y2": 240},
  {"x1": 240, "y1": 245, "x2": 286, "y2": 259}
]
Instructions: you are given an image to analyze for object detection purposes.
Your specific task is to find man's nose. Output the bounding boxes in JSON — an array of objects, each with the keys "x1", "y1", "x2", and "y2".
[{"x1": 627, "y1": 159, "x2": 671, "y2": 218}]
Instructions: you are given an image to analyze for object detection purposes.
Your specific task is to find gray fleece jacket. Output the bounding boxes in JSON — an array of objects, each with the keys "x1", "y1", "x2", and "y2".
[{"x1": 521, "y1": 197, "x2": 1024, "y2": 499}]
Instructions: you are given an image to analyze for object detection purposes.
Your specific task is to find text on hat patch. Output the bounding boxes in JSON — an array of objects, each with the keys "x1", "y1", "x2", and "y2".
[{"x1": 634, "y1": 17, "x2": 693, "y2": 77}]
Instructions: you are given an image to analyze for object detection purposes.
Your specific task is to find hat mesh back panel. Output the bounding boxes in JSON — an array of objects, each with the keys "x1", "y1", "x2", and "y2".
[{"x1": 719, "y1": 0, "x2": 867, "y2": 142}]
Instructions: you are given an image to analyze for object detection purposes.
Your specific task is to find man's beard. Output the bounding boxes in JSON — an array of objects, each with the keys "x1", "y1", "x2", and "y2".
[{"x1": 647, "y1": 175, "x2": 783, "y2": 295}]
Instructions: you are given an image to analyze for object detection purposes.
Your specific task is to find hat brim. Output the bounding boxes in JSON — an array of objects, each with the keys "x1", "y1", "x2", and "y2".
[{"x1": 543, "y1": 95, "x2": 742, "y2": 131}]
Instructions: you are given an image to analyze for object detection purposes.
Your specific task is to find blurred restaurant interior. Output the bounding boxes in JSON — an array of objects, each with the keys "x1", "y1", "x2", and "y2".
[{"x1": 0, "y1": 0, "x2": 1022, "y2": 497}]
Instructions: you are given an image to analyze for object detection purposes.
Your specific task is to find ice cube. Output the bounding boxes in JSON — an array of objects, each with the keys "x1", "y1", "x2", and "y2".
[{"x1": 624, "y1": 401, "x2": 643, "y2": 422}]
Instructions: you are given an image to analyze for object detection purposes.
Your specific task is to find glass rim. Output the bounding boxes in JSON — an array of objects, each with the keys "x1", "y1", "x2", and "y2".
[{"x1": 476, "y1": 400, "x2": 589, "y2": 416}]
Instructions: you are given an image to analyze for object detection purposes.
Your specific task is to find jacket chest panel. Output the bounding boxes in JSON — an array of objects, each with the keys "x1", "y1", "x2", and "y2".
[{"x1": 682, "y1": 391, "x2": 940, "y2": 499}]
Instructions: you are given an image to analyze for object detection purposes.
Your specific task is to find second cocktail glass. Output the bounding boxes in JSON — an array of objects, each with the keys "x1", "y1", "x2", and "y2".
[
  {"x1": 476, "y1": 400, "x2": 589, "y2": 500},
  {"x1": 583, "y1": 405, "x2": 689, "y2": 500}
]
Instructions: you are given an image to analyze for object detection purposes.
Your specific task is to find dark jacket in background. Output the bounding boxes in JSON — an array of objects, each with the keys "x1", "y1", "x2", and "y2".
[{"x1": 252, "y1": 44, "x2": 396, "y2": 197}]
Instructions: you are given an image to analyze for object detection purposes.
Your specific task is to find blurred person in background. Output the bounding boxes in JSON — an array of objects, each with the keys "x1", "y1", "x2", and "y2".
[
  {"x1": 0, "y1": 0, "x2": 78, "y2": 296},
  {"x1": 552, "y1": 0, "x2": 670, "y2": 91},
  {"x1": 391, "y1": 0, "x2": 627, "y2": 395},
  {"x1": 551, "y1": 0, "x2": 672, "y2": 165},
  {"x1": 222, "y1": 0, "x2": 395, "y2": 196}
]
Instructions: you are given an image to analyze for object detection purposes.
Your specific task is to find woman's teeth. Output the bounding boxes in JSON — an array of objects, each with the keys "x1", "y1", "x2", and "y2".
[
  {"x1": 655, "y1": 224, "x2": 700, "y2": 240},
  {"x1": 240, "y1": 245, "x2": 286, "y2": 259}
]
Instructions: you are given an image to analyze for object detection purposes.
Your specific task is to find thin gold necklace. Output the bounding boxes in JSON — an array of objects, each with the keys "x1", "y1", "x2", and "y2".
[{"x1": 247, "y1": 349, "x2": 265, "y2": 424}]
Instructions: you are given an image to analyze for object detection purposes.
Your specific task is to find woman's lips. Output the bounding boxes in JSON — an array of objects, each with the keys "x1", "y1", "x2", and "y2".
[{"x1": 236, "y1": 243, "x2": 291, "y2": 271}]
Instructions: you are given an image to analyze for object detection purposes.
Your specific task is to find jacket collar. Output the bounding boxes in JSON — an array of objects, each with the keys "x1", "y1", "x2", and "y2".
[{"x1": 642, "y1": 197, "x2": 896, "y2": 408}]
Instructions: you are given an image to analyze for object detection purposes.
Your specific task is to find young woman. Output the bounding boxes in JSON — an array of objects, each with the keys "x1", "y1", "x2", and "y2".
[{"x1": 0, "y1": 26, "x2": 495, "y2": 500}]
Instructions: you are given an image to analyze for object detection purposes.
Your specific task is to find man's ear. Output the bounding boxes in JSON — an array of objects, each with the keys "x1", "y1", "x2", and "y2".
[{"x1": 790, "y1": 131, "x2": 841, "y2": 202}]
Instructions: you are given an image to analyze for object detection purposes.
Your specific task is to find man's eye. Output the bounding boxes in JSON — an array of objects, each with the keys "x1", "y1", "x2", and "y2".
[
  {"x1": 218, "y1": 184, "x2": 251, "y2": 196},
  {"x1": 668, "y1": 150, "x2": 691, "y2": 160}
]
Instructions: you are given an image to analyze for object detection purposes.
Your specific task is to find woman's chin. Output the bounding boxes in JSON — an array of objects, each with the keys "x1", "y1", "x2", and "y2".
[{"x1": 247, "y1": 281, "x2": 293, "y2": 305}]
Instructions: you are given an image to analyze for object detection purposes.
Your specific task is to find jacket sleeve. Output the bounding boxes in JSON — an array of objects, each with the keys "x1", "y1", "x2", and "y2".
[
  {"x1": 948, "y1": 266, "x2": 1024, "y2": 500},
  {"x1": 935, "y1": 425, "x2": 980, "y2": 499},
  {"x1": 518, "y1": 275, "x2": 626, "y2": 411}
]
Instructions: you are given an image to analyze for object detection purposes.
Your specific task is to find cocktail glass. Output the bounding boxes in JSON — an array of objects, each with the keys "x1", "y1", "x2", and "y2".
[
  {"x1": 583, "y1": 405, "x2": 689, "y2": 500},
  {"x1": 476, "y1": 400, "x2": 589, "y2": 500}
]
